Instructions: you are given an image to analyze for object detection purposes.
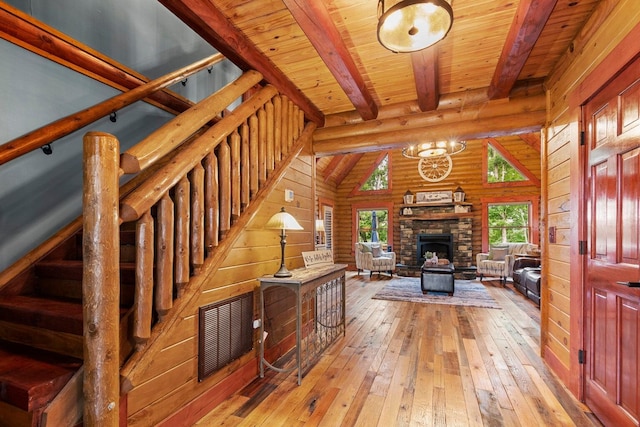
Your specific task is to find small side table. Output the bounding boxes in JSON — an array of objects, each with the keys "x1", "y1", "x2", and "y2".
[{"x1": 421, "y1": 263, "x2": 455, "y2": 295}]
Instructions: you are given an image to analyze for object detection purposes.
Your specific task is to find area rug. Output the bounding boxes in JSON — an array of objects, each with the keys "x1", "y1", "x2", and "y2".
[{"x1": 372, "y1": 277, "x2": 501, "y2": 309}]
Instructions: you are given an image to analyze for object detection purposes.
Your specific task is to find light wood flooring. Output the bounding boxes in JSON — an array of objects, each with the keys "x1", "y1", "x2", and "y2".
[{"x1": 195, "y1": 272, "x2": 601, "y2": 426}]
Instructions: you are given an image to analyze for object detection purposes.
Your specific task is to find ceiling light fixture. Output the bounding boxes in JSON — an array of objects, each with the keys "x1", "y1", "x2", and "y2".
[
  {"x1": 377, "y1": 0, "x2": 453, "y2": 53},
  {"x1": 401, "y1": 140, "x2": 466, "y2": 158}
]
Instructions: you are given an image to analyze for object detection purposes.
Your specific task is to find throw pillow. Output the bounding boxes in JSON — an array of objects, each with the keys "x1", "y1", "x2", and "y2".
[
  {"x1": 371, "y1": 245, "x2": 382, "y2": 257},
  {"x1": 489, "y1": 247, "x2": 508, "y2": 261},
  {"x1": 360, "y1": 243, "x2": 371, "y2": 253}
]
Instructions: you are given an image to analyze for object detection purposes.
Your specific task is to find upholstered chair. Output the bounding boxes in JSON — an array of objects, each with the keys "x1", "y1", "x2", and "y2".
[{"x1": 354, "y1": 242, "x2": 396, "y2": 277}]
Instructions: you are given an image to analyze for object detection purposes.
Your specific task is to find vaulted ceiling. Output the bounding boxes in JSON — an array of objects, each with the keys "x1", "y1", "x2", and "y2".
[{"x1": 160, "y1": 0, "x2": 601, "y2": 184}]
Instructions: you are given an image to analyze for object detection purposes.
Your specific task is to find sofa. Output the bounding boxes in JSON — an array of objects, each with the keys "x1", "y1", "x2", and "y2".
[
  {"x1": 512, "y1": 257, "x2": 542, "y2": 306},
  {"x1": 355, "y1": 242, "x2": 396, "y2": 277},
  {"x1": 476, "y1": 243, "x2": 538, "y2": 284}
]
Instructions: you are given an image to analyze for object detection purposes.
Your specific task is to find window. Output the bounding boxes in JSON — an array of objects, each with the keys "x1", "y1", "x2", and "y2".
[
  {"x1": 486, "y1": 144, "x2": 526, "y2": 183},
  {"x1": 482, "y1": 139, "x2": 540, "y2": 187},
  {"x1": 488, "y1": 203, "x2": 531, "y2": 244},
  {"x1": 357, "y1": 209, "x2": 389, "y2": 243},
  {"x1": 361, "y1": 154, "x2": 388, "y2": 190},
  {"x1": 350, "y1": 152, "x2": 392, "y2": 197},
  {"x1": 351, "y1": 202, "x2": 394, "y2": 250},
  {"x1": 481, "y1": 196, "x2": 540, "y2": 250}
]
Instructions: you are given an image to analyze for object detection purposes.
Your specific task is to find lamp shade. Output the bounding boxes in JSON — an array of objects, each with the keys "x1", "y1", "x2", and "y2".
[
  {"x1": 265, "y1": 207, "x2": 303, "y2": 231},
  {"x1": 378, "y1": 0, "x2": 453, "y2": 53}
]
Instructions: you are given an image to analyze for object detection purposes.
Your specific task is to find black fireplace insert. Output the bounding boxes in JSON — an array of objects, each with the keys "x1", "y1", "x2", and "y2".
[{"x1": 416, "y1": 233, "x2": 453, "y2": 264}]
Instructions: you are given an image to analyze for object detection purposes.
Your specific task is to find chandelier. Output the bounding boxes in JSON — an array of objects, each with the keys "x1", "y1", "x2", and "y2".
[
  {"x1": 401, "y1": 140, "x2": 466, "y2": 158},
  {"x1": 377, "y1": 0, "x2": 454, "y2": 53}
]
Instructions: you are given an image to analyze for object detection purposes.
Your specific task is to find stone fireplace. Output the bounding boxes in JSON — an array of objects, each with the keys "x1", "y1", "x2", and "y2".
[{"x1": 398, "y1": 203, "x2": 473, "y2": 275}]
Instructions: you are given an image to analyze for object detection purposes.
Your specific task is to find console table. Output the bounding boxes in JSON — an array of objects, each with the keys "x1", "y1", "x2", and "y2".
[{"x1": 258, "y1": 264, "x2": 346, "y2": 385}]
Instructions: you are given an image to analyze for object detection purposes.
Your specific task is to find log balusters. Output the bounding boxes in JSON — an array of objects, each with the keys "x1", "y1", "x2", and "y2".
[{"x1": 115, "y1": 81, "x2": 304, "y2": 348}]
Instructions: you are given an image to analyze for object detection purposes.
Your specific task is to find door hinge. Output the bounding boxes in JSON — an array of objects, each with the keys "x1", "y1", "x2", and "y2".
[
  {"x1": 578, "y1": 349, "x2": 586, "y2": 364},
  {"x1": 580, "y1": 131, "x2": 585, "y2": 146},
  {"x1": 578, "y1": 240, "x2": 587, "y2": 255}
]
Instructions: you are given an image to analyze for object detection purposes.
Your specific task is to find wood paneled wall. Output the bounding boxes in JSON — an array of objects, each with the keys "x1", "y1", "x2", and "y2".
[
  {"x1": 542, "y1": 0, "x2": 640, "y2": 397},
  {"x1": 125, "y1": 143, "x2": 315, "y2": 426},
  {"x1": 329, "y1": 135, "x2": 542, "y2": 267}
]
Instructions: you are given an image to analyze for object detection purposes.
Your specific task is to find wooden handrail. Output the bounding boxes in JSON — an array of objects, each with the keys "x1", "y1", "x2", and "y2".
[
  {"x1": 120, "y1": 84, "x2": 278, "y2": 221},
  {"x1": 119, "y1": 70, "x2": 264, "y2": 175},
  {"x1": 0, "y1": 3, "x2": 195, "y2": 116},
  {"x1": 0, "y1": 53, "x2": 225, "y2": 166}
]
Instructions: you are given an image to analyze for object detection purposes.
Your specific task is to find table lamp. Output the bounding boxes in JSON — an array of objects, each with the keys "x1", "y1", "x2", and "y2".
[{"x1": 265, "y1": 207, "x2": 303, "y2": 277}]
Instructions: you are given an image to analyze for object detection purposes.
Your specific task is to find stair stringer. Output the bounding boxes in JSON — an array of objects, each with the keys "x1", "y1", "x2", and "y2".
[{"x1": 119, "y1": 121, "x2": 316, "y2": 395}]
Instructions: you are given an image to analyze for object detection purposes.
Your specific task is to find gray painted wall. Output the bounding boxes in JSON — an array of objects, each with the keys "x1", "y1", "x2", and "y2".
[{"x1": 0, "y1": 0, "x2": 242, "y2": 270}]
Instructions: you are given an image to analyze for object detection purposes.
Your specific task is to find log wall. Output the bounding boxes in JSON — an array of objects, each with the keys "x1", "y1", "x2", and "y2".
[
  {"x1": 542, "y1": 0, "x2": 640, "y2": 397},
  {"x1": 329, "y1": 135, "x2": 542, "y2": 267}
]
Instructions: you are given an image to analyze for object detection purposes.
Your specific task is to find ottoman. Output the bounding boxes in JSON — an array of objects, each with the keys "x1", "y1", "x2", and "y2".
[{"x1": 421, "y1": 263, "x2": 455, "y2": 295}]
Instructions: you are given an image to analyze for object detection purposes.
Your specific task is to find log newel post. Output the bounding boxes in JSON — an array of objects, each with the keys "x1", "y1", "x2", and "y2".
[{"x1": 82, "y1": 131, "x2": 120, "y2": 427}]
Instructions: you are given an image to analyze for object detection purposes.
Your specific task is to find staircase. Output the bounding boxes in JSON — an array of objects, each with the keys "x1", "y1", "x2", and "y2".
[
  {"x1": 0, "y1": 66, "x2": 315, "y2": 426},
  {"x1": 0, "y1": 225, "x2": 137, "y2": 427}
]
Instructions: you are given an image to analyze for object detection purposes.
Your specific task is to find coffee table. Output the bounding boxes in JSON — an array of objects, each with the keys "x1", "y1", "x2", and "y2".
[{"x1": 421, "y1": 263, "x2": 455, "y2": 295}]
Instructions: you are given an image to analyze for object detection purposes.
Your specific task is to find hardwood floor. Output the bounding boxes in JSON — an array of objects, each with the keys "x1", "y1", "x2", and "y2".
[{"x1": 195, "y1": 272, "x2": 601, "y2": 426}]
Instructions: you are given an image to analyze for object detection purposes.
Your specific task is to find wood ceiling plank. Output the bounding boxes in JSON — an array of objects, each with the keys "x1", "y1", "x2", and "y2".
[{"x1": 282, "y1": 0, "x2": 378, "y2": 120}]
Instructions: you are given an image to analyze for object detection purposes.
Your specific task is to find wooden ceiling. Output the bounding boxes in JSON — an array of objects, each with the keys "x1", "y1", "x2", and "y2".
[{"x1": 160, "y1": 0, "x2": 601, "y2": 184}]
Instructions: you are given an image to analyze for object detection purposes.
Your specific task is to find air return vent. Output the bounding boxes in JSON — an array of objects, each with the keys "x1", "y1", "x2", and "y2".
[{"x1": 198, "y1": 292, "x2": 253, "y2": 381}]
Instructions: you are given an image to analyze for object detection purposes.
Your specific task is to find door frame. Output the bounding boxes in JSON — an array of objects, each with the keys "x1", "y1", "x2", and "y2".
[{"x1": 567, "y1": 24, "x2": 640, "y2": 401}]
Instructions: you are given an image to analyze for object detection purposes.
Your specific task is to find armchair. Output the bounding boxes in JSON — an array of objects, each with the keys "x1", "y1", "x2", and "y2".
[
  {"x1": 355, "y1": 242, "x2": 396, "y2": 277},
  {"x1": 476, "y1": 243, "x2": 538, "y2": 284}
]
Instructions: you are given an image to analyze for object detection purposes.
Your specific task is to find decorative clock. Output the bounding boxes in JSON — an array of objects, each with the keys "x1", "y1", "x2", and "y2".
[{"x1": 418, "y1": 154, "x2": 452, "y2": 182}]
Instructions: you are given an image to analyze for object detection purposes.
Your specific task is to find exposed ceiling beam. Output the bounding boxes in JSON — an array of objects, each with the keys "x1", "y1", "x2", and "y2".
[
  {"x1": 412, "y1": 46, "x2": 439, "y2": 112},
  {"x1": 322, "y1": 155, "x2": 346, "y2": 182},
  {"x1": 519, "y1": 133, "x2": 541, "y2": 152},
  {"x1": 332, "y1": 153, "x2": 363, "y2": 186},
  {"x1": 313, "y1": 94, "x2": 546, "y2": 155},
  {"x1": 487, "y1": 0, "x2": 558, "y2": 100},
  {"x1": 282, "y1": 0, "x2": 378, "y2": 120},
  {"x1": 159, "y1": 0, "x2": 324, "y2": 126}
]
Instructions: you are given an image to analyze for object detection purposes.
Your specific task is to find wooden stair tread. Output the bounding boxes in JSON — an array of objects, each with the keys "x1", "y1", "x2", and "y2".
[
  {"x1": 36, "y1": 260, "x2": 136, "y2": 280},
  {"x1": 0, "y1": 295, "x2": 84, "y2": 335},
  {"x1": 0, "y1": 340, "x2": 81, "y2": 412}
]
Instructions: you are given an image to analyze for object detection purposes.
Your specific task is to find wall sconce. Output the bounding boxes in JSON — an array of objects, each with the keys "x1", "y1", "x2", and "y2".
[
  {"x1": 265, "y1": 207, "x2": 303, "y2": 277},
  {"x1": 453, "y1": 186, "x2": 465, "y2": 202}
]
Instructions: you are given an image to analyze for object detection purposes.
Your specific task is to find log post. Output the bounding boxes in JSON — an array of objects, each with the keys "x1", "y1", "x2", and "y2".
[
  {"x1": 133, "y1": 211, "x2": 154, "y2": 346},
  {"x1": 155, "y1": 194, "x2": 174, "y2": 321},
  {"x1": 82, "y1": 131, "x2": 120, "y2": 427}
]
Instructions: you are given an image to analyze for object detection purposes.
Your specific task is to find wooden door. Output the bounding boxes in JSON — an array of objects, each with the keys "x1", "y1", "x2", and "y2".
[{"x1": 584, "y1": 56, "x2": 640, "y2": 427}]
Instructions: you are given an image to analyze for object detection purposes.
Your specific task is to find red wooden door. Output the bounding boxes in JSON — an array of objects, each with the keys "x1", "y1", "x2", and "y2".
[{"x1": 584, "y1": 57, "x2": 640, "y2": 427}]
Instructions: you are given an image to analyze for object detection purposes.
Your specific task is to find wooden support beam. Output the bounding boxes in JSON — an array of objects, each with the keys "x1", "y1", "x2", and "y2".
[
  {"x1": 412, "y1": 46, "x2": 439, "y2": 112},
  {"x1": 282, "y1": 0, "x2": 378, "y2": 120},
  {"x1": 313, "y1": 94, "x2": 546, "y2": 156},
  {"x1": 159, "y1": 0, "x2": 324, "y2": 125},
  {"x1": 488, "y1": 0, "x2": 558, "y2": 99}
]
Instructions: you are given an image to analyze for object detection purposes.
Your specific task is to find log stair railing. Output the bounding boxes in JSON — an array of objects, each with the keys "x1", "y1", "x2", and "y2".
[
  {"x1": 0, "y1": 64, "x2": 315, "y2": 426},
  {"x1": 84, "y1": 69, "x2": 313, "y2": 425}
]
